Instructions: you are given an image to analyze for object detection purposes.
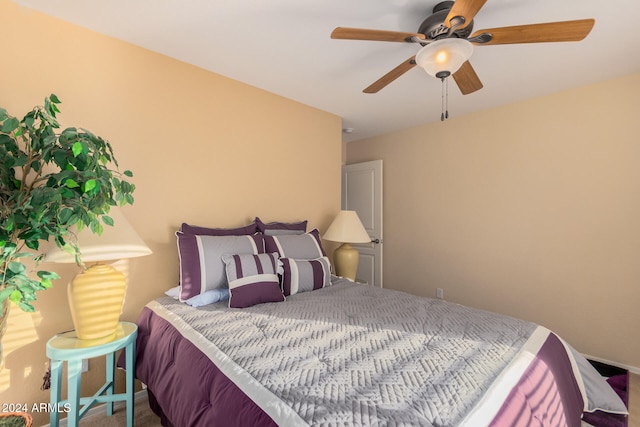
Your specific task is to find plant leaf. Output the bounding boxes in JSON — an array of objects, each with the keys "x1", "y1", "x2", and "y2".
[
  {"x1": 65, "y1": 178, "x2": 80, "y2": 188},
  {"x1": 1, "y1": 117, "x2": 19, "y2": 133},
  {"x1": 0, "y1": 287, "x2": 14, "y2": 302},
  {"x1": 37, "y1": 270, "x2": 60, "y2": 280},
  {"x1": 9, "y1": 290, "x2": 22, "y2": 303},
  {"x1": 8, "y1": 262, "x2": 26, "y2": 274},
  {"x1": 72, "y1": 141, "x2": 83, "y2": 157},
  {"x1": 18, "y1": 302, "x2": 35, "y2": 312},
  {"x1": 84, "y1": 179, "x2": 97, "y2": 193}
]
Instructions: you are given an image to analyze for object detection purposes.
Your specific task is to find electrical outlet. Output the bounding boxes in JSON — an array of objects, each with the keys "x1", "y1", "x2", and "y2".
[
  {"x1": 82, "y1": 359, "x2": 89, "y2": 373},
  {"x1": 436, "y1": 288, "x2": 443, "y2": 299}
]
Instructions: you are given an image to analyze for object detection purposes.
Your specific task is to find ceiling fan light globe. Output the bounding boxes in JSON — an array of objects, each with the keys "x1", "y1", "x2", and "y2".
[{"x1": 416, "y1": 38, "x2": 474, "y2": 78}]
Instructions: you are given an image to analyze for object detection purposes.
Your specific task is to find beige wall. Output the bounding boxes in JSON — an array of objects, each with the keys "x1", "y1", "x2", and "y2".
[
  {"x1": 347, "y1": 73, "x2": 640, "y2": 371},
  {"x1": 0, "y1": 1, "x2": 341, "y2": 424}
]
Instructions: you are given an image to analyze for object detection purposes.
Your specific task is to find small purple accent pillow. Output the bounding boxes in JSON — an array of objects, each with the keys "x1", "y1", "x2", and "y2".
[
  {"x1": 263, "y1": 228, "x2": 327, "y2": 259},
  {"x1": 255, "y1": 217, "x2": 307, "y2": 236},
  {"x1": 176, "y1": 232, "x2": 263, "y2": 301},
  {"x1": 180, "y1": 221, "x2": 258, "y2": 236},
  {"x1": 222, "y1": 253, "x2": 285, "y2": 308},
  {"x1": 280, "y1": 257, "x2": 331, "y2": 296}
]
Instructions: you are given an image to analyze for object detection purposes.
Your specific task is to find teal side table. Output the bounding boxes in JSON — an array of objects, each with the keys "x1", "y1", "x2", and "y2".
[{"x1": 46, "y1": 322, "x2": 137, "y2": 427}]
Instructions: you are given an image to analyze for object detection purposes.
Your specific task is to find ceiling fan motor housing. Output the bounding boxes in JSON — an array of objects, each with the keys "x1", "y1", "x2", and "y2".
[{"x1": 418, "y1": 1, "x2": 473, "y2": 41}]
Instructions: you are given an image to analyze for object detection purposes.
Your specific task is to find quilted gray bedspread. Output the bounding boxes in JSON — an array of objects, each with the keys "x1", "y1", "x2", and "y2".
[{"x1": 148, "y1": 278, "x2": 540, "y2": 426}]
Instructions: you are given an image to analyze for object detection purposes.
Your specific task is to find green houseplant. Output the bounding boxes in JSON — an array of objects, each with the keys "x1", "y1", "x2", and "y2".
[{"x1": 0, "y1": 94, "x2": 135, "y2": 361}]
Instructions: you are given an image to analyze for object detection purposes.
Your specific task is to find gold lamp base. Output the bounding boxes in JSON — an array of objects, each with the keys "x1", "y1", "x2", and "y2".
[
  {"x1": 333, "y1": 242, "x2": 360, "y2": 281},
  {"x1": 68, "y1": 264, "x2": 127, "y2": 340}
]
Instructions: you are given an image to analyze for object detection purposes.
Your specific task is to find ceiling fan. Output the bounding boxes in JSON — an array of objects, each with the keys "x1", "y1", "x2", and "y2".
[{"x1": 331, "y1": 0, "x2": 595, "y2": 97}]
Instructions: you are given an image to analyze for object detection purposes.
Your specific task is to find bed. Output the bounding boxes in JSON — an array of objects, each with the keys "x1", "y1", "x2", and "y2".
[{"x1": 130, "y1": 220, "x2": 627, "y2": 426}]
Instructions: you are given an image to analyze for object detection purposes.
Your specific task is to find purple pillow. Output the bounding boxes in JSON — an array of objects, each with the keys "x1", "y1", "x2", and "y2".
[
  {"x1": 263, "y1": 229, "x2": 326, "y2": 259},
  {"x1": 222, "y1": 253, "x2": 285, "y2": 308},
  {"x1": 280, "y1": 257, "x2": 331, "y2": 296},
  {"x1": 255, "y1": 217, "x2": 307, "y2": 236},
  {"x1": 176, "y1": 232, "x2": 263, "y2": 301},
  {"x1": 180, "y1": 221, "x2": 258, "y2": 236}
]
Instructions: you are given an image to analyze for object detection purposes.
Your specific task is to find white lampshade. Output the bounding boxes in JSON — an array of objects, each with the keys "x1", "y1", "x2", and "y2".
[
  {"x1": 323, "y1": 210, "x2": 370, "y2": 244},
  {"x1": 44, "y1": 207, "x2": 152, "y2": 263},
  {"x1": 415, "y1": 38, "x2": 474, "y2": 78}
]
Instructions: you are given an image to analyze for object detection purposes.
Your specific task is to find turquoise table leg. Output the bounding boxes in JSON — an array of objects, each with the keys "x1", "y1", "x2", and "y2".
[
  {"x1": 106, "y1": 351, "x2": 115, "y2": 416},
  {"x1": 126, "y1": 341, "x2": 135, "y2": 427},
  {"x1": 49, "y1": 359, "x2": 63, "y2": 427},
  {"x1": 67, "y1": 359, "x2": 83, "y2": 426}
]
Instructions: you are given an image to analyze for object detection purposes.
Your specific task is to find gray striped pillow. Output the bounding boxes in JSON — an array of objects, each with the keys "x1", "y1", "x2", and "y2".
[
  {"x1": 263, "y1": 228, "x2": 326, "y2": 259},
  {"x1": 281, "y1": 257, "x2": 331, "y2": 296}
]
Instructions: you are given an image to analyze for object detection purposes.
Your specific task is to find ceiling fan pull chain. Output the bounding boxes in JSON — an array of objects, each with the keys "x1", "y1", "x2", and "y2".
[
  {"x1": 445, "y1": 77, "x2": 449, "y2": 120},
  {"x1": 440, "y1": 77, "x2": 446, "y2": 121},
  {"x1": 440, "y1": 76, "x2": 450, "y2": 121}
]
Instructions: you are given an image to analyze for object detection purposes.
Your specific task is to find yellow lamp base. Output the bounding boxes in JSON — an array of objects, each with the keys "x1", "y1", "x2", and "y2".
[
  {"x1": 68, "y1": 264, "x2": 127, "y2": 340},
  {"x1": 333, "y1": 243, "x2": 360, "y2": 281}
]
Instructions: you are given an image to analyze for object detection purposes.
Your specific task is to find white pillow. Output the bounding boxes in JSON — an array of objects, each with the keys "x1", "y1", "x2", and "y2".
[{"x1": 165, "y1": 286, "x2": 180, "y2": 299}]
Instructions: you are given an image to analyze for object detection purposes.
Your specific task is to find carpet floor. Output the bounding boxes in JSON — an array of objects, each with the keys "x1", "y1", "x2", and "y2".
[{"x1": 78, "y1": 392, "x2": 160, "y2": 427}]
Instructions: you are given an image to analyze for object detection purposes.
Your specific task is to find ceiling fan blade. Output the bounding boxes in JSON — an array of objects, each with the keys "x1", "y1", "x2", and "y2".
[
  {"x1": 471, "y1": 19, "x2": 595, "y2": 45},
  {"x1": 331, "y1": 27, "x2": 425, "y2": 42},
  {"x1": 452, "y1": 61, "x2": 483, "y2": 95},
  {"x1": 445, "y1": 0, "x2": 487, "y2": 29},
  {"x1": 364, "y1": 56, "x2": 417, "y2": 94}
]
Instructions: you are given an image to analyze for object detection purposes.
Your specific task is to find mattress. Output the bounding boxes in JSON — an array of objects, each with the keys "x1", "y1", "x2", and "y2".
[{"x1": 132, "y1": 277, "x2": 626, "y2": 426}]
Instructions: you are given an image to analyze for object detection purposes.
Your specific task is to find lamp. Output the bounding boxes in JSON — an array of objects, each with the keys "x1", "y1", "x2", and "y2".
[
  {"x1": 44, "y1": 208, "x2": 151, "y2": 340},
  {"x1": 415, "y1": 38, "x2": 474, "y2": 79},
  {"x1": 323, "y1": 211, "x2": 370, "y2": 281}
]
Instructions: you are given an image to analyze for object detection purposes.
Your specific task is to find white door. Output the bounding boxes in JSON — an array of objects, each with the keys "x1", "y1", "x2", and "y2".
[{"x1": 342, "y1": 160, "x2": 383, "y2": 287}]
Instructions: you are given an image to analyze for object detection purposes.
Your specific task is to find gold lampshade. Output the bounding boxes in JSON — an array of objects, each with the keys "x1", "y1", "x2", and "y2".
[
  {"x1": 323, "y1": 211, "x2": 370, "y2": 281},
  {"x1": 44, "y1": 208, "x2": 151, "y2": 340}
]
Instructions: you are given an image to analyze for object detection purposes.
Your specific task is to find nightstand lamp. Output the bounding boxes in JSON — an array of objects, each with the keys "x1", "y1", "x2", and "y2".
[
  {"x1": 323, "y1": 210, "x2": 370, "y2": 281},
  {"x1": 44, "y1": 208, "x2": 151, "y2": 340}
]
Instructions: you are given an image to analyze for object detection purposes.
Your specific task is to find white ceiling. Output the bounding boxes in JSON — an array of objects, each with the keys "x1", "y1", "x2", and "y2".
[{"x1": 13, "y1": 0, "x2": 640, "y2": 142}]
